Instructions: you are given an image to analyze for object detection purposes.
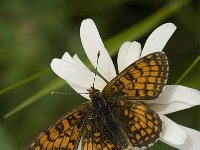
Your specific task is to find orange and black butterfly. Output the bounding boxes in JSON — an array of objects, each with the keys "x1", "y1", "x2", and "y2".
[{"x1": 28, "y1": 52, "x2": 168, "y2": 150}]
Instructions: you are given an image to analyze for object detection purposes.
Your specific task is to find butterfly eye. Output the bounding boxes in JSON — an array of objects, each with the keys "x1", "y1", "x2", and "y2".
[{"x1": 95, "y1": 89, "x2": 100, "y2": 94}]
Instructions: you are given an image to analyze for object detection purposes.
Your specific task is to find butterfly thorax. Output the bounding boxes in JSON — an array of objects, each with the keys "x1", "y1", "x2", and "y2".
[
  {"x1": 88, "y1": 87, "x2": 130, "y2": 149},
  {"x1": 89, "y1": 88, "x2": 106, "y2": 111},
  {"x1": 89, "y1": 88, "x2": 112, "y2": 117}
]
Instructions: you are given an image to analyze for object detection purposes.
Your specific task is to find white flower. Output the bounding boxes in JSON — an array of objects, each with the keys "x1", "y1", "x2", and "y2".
[{"x1": 51, "y1": 19, "x2": 200, "y2": 149}]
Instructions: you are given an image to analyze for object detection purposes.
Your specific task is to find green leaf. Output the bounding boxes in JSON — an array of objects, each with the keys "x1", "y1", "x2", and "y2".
[{"x1": 4, "y1": 0, "x2": 191, "y2": 118}]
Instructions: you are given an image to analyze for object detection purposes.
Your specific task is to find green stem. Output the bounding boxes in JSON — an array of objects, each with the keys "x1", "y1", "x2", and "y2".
[
  {"x1": 106, "y1": 0, "x2": 190, "y2": 55},
  {"x1": 175, "y1": 55, "x2": 200, "y2": 84},
  {"x1": 0, "y1": 69, "x2": 50, "y2": 95},
  {"x1": 4, "y1": 78, "x2": 65, "y2": 118}
]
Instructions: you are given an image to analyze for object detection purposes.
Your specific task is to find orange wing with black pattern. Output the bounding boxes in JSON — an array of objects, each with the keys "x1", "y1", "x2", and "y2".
[
  {"x1": 111, "y1": 100, "x2": 162, "y2": 148},
  {"x1": 102, "y1": 52, "x2": 168, "y2": 100},
  {"x1": 28, "y1": 102, "x2": 91, "y2": 150},
  {"x1": 82, "y1": 116, "x2": 129, "y2": 150}
]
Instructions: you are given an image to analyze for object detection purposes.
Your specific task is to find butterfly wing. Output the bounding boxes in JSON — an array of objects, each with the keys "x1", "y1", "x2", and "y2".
[
  {"x1": 28, "y1": 102, "x2": 91, "y2": 150},
  {"x1": 102, "y1": 52, "x2": 168, "y2": 100},
  {"x1": 82, "y1": 116, "x2": 129, "y2": 150},
  {"x1": 111, "y1": 100, "x2": 162, "y2": 148}
]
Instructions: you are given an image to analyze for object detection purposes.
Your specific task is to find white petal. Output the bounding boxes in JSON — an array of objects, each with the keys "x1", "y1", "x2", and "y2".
[
  {"x1": 61, "y1": 52, "x2": 74, "y2": 63},
  {"x1": 62, "y1": 52, "x2": 91, "y2": 71},
  {"x1": 54, "y1": 53, "x2": 90, "y2": 99},
  {"x1": 151, "y1": 85, "x2": 200, "y2": 104},
  {"x1": 80, "y1": 19, "x2": 116, "y2": 81},
  {"x1": 73, "y1": 54, "x2": 90, "y2": 71},
  {"x1": 77, "y1": 138, "x2": 82, "y2": 150},
  {"x1": 117, "y1": 41, "x2": 141, "y2": 72},
  {"x1": 150, "y1": 102, "x2": 195, "y2": 114},
  {"x1": 141, "y1": 23, "x2": 176, "y2": 57},
  {"x1": 117, "y1": 42, "x2": 131, "y2": 73},
  {"x1": 50, "y1": 59, "x2": 106, "y2": 93},
  {"x1": 131, "y1": 148, "x2": 144, "y2": 150},
  {"x1": 159, "y1": 114, "x2": 187, "y2": 149},
  {"x1": 179, "y1": 125, "x2": 200, "y2": 150},
  {"x1": 67, "y1": 82, "x2": 90, "y2": 100},
  {"x1": 149, "y1": 85, "x2": 200, "y2": 114}
]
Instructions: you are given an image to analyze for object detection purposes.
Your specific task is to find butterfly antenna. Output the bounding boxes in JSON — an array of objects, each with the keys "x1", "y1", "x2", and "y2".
[
  {"x1": 92, "y1": 51, "x2": 100, "y2": 89},
  {"x1": 51, "y1": 91, "x2": 90, "y2": 95}
]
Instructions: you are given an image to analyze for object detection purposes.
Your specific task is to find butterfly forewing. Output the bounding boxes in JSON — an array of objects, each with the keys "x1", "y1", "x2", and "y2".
[
  {"x1": 102, "y1": 52, "x2": 168, "y2": 100},
  {"x1": 28, "y1": 102, "x2": 91, "y2": 150},
  {"x1": 111, "y1": 101, "x2": 162, "y2": 148}
]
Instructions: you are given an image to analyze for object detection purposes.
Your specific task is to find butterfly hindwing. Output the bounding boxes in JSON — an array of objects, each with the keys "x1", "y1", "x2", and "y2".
[
  {"x1": 28, "y1": 102, "x2": 91, "y2": 150},
  {"x1": 111, "y1": 100, "x2": 162, "y2": 148},
  {"x1": 102, "y1": 52, "x2": 168, "y2": 100}
]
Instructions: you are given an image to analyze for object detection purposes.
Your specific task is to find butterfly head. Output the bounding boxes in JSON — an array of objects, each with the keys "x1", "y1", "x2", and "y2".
[{"x1": 87, "y1": 87, "x2": 101, "y2": 101}]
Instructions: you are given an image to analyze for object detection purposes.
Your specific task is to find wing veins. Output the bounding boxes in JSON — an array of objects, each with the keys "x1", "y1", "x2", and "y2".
[
  {"x1": 129, "y1": 70, "x2": 167, "y2": 76},
  {"x1": 113, "y1": 106, "x2": 141, "y2": 147},
  {"x1": 132, "y1": 112, "x2": 158, "y2": 146},
  {"x1": 118, "y1": 76, "x2": 163, "y2": 91}
]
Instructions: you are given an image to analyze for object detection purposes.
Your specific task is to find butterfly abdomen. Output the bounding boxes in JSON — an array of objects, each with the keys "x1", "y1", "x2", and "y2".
[
  {"x1": 90, "y1": 90, "x2": 130, "y2": 149},
  {"x1": 102, "y1": 109, "x2": 130, "y2": 149}
]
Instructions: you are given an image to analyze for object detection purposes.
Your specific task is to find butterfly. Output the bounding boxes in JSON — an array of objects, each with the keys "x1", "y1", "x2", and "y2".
[{"x1": 28, "y1": 52, "x2": 168, "y2": 150}]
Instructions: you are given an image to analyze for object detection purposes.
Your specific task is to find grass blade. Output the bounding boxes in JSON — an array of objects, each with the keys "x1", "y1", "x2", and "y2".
[
  {"x1": 175, "y1": 55, "x2": 200, "y2": 84},
  {"x1": 4, "y1": 79, "x2": 65, "y2": 118},
  {"x1": 0, "y1": 69, "x2": 50, "y2": 95}
]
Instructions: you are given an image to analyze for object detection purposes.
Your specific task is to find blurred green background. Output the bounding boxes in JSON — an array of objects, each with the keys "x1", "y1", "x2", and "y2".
[{"x1": 0, "y1": 0, "x2": 199, "y2": 149}]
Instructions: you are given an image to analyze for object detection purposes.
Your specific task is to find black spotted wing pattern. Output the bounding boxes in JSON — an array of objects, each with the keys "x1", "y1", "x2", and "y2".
[
  {"x1": 102, "y1": 52, "x2": 168, "y2": 100},
  {"x1": 28, "y1": 102, "x2": 91, "y2": 150},
  {"x1": 111, "y1": 100, "x2": 162, "y2": 148}
]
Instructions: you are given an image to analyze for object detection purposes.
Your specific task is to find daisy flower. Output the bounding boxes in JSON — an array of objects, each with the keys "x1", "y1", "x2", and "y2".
[{"x1": 51, "y1": 19, "x2": 200, "y2": 149}]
